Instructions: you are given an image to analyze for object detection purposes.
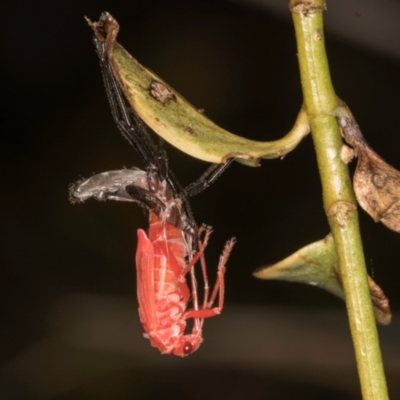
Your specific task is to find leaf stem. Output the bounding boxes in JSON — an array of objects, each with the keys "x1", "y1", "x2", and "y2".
[{"x1": 289, "y1": 1, "x2": 389, "y2": 398}]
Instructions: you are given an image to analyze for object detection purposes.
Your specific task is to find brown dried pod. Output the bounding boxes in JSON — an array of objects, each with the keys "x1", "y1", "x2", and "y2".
[{"x1": 338, "y1": 116, "x2": 400, "y2": 233}]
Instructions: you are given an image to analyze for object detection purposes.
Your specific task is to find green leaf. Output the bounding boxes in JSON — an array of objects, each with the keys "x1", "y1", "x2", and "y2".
[
  {"x1": 88, "y1": 13, "x2": 310, "y2": 166},
  {"x1": 254, "y1": 234, "x2": 391, "y2": 325}
]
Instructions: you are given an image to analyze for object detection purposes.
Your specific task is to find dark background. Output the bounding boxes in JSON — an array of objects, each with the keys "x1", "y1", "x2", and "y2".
[{"x1": 1, "y1": 0, "x2": 400, "y2": 399}]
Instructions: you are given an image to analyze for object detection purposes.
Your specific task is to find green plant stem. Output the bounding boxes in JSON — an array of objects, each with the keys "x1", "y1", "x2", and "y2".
[{"x1": 289, "y1": 1, "x2": 388, "y2": 399}]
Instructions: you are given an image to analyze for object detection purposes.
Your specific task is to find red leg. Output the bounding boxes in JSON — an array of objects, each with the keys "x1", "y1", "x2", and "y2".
[
  {"x1": 183, "y1": 237, "x2": 235, "y2": 320},
  {"x1": 196, "y1": 226, "x2": 213, "y2": 309},
  {"x1": 186, "y1": 226, "x2": 213, "y2": 333},
  {"x1": 206, "y1": 238, "x2": 236, "y2": 308},
  {"x1": 178, "y1": 227, "x2": 212, "y2": 281}
]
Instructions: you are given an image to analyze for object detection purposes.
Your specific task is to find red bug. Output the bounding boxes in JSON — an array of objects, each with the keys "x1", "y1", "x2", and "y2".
[
  {"x1": 70, "y1": 28, "x2": 235, "y2": 356},
  {"x1": 134, "y1": 180, "x2": 235, "y2": 356}
]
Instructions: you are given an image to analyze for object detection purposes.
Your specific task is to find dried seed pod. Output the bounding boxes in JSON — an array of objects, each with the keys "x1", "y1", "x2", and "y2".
[{"x1": 338, "y1": 116, "x2": 400, "y2": 233}]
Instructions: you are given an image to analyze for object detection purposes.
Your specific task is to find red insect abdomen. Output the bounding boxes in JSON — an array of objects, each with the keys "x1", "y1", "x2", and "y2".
[
  {"x1": 148, "y1": 213, "x2": 187, "y2": 282},
  {"x1": 136, "y1": 212, "x2": 192, "y2": 354}
]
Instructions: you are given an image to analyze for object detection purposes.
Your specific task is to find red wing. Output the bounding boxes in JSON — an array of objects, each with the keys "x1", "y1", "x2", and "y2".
[{"x1": 136, "y1": 229, "x2": 157, "y2": 332}]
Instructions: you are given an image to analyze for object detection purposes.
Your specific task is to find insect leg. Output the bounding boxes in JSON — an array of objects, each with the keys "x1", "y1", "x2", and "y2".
[
  {"x1": 206, "y1": 238, "x2": 236, "y2": 309},
  {"x1": 187, "y1": 227, "x2": 212, "y2": 334},
  {"x1": 187, "y1": 225, "x2": 213, "y2": 314},
  {"x1": 178, "y1": 226, "x2": 212, "y2": 280},
  {"x1": 180, "y1": 158, "x2": 234, "y2": 247},
  {"x1": 179, "y1": 159, "x2": 234, "y2": 244},
  {"x1": 125, "y1": 185, "x2": 166, "y2": 216},
  {"x1": 93, "y1": 38, "x2": 169, "y2": 179},
  {"x1": 183, "y1": 158, "x2": 234, "y2": 198},
  {"x1": 189, "y1": 267, "x2": 199, "y2": 311},
  {"x1": 196, "y1": 226, "x2": 213, "y2": 309},
  {"x1": 183, "y1": 237, "x2": 235, "y2": 320}
]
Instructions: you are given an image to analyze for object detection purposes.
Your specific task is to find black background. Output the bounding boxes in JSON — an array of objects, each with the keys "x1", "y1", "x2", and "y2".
[{"x1": 1, "y1": 0, "x2": 400, "y2": 399}]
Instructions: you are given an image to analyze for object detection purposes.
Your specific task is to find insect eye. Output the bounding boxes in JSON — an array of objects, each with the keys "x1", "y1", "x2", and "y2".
[{"x1": 182, "y1": 342, "x2": 193, "y2": 355}]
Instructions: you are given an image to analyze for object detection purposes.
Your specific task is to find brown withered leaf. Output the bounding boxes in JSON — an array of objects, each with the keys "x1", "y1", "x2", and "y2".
[
  {"x1": 368, "y1": 276, "x2": 392, "y2": 325},
  {"x1": 338, "y1": 116, "x2": 400, "y2": 233}
]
